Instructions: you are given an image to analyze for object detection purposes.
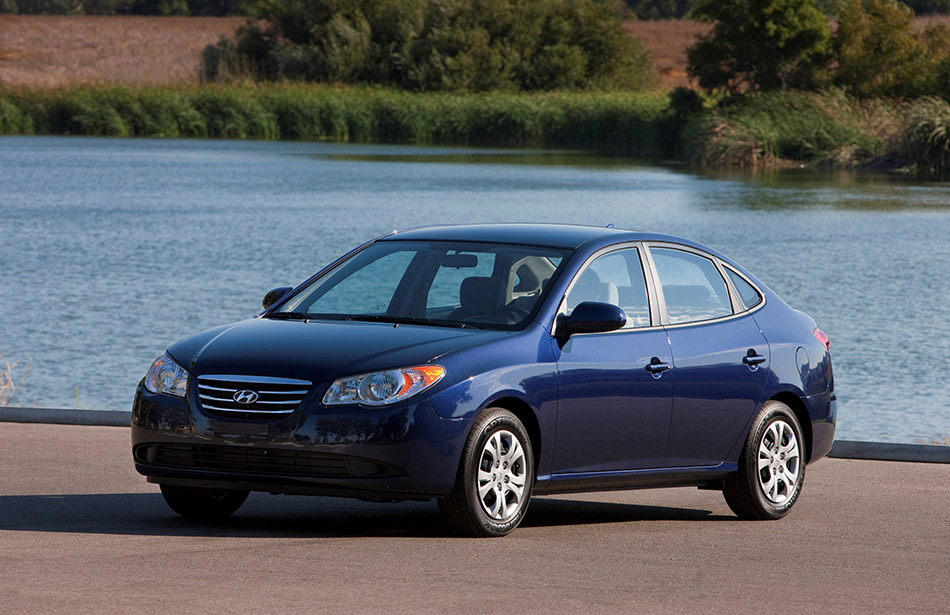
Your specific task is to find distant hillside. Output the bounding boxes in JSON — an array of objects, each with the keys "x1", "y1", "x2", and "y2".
[
  {"x1": 3, "y1": 15, "x2": 950, "y2": 90},
  {"x1": 0, "y1": 15, "x2": 242, "y2": 88}
]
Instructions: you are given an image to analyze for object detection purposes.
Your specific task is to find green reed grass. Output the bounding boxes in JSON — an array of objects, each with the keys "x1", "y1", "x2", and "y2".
[
  {"x1": 682, "y1": 89, "x2": 905, "y2": 168},
  {"x1": 0, "y1": 84, "x2": 670, "y2": 154},
  {"x1": 900, "y1": 96, "x2": 950, "y2": 176},
  {"x1": 7, "y1": 84, "x2": 948, "y2": 173}
]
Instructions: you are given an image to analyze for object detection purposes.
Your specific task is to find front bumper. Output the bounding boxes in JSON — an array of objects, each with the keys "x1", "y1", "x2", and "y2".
[{"x1": 131, "y1": 383, "x2": 471, "y2": 499}]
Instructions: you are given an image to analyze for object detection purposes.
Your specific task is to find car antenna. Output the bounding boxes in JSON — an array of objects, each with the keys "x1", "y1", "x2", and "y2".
[{"x1": 605, "y1": 223, "x2": 615, "y2": 228}]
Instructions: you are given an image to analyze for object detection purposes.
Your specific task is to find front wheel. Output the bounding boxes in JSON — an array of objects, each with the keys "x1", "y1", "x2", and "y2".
[
  {"x1": 723, "y1": 400, "x2": 806, "y2": 520},
  {"x1": 439, "y1": 408, "x2": 534, "y2": 537},
  {"x1": 159, "y1": 484, "x2": 249, "y2": 521}
]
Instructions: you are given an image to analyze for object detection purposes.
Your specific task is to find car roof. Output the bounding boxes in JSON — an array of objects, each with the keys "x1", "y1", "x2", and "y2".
[{"x1": 381, "y1": 223, "x2": 672, "y2": 250}]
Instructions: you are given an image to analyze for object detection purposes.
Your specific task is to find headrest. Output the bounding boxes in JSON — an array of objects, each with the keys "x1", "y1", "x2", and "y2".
[
  {"x1": 513, "y1": 264, "x2": 539, "y2": 293},
  {"x1": 567, "y1": 268, "x2": 602, "y2": 310},
  {"x1": 460, "y1": 277, "x2": 506, "y2": 313}
]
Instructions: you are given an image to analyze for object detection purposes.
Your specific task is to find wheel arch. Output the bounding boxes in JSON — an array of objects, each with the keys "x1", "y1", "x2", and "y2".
[
  {"x1": 768, "y1": 391, "x2": 814, "y2": 463},
  {"x1": 480, "y1": 396, "x2": 542, "y2": 473}
]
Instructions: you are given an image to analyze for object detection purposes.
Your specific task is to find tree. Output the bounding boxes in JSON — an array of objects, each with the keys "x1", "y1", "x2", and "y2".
[
  {"x1": 229, "y1": 0, "x2": 656, "y2": 92},
  {"x1": 835, "y1": 0, "x2": 948, "y2": 98},
  {"x1": 687, "y1": 0, "x2": 832, "y2": 94}
]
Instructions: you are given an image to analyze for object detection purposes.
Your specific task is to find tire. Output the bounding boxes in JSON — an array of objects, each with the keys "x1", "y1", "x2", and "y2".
[
  {"x1": 159, "y1": 484, "x2": 249, "y2": 521},
  {"x1": 723, "y1": 400, "x2": 806, "y2": 520},
  {"x1": 439, "y1": 408, "x2": 534, "y2": 537}
]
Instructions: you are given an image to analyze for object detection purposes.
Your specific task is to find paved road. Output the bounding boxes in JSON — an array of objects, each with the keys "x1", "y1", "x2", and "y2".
[{"x1": 1, "y1": 423, "x2": 947, "y2": 614}]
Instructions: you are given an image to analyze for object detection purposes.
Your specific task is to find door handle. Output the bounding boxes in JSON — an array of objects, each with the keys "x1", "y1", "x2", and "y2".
[
  {"x1": 645, "y1": 357, "x2": 671, "y2": 374},
  {"x1": 743, "y1": 350, "x2": 767, "y2": 366}
]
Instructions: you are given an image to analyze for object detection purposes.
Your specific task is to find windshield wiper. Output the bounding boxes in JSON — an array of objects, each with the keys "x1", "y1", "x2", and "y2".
[
  {"x1": 345, "y1": 314, "x2": 475, "y2": 329},
  {"x1": 265, "y1": 311, "x2": 312, "y2": 320}
]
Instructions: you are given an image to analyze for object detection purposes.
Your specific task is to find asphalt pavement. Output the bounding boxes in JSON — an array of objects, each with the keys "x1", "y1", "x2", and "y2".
[{"x1": 1, "y1": 422, "x2": 947, "y2": 614}]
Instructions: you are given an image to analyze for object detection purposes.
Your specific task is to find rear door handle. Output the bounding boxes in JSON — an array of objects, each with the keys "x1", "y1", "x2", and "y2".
[
  {"x1": 645, "y1": 357, "x2": 671, "y2": 374},
  {"x1": 743, "y1": 350, "x2": 767, "y2": 366}
]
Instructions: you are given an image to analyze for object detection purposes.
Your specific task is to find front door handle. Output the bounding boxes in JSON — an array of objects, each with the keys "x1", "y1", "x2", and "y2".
[
  {"x1": 645, "y1": 357, "x2": 671, "y2": 375},
  {"x1": 743, "y1": 349, "x2": 767, "y2": 366}
]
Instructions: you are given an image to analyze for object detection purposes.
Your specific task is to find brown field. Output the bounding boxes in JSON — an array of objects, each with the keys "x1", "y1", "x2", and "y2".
[
  {"x1": 2, "y1": 15, "x2": 949, "y2": 91},
  {"x1": 624, "y1": 19, "x2": 709, "y2": 90},
  {"x1": 0, "y1": 15, "x2": 710, "y2": 89},
  {"x1": 0, "y1": 15, "x2": 243, "y2": 88}
]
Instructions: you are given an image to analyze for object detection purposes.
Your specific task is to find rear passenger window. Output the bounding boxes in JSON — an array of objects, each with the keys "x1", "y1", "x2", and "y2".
[
  {"x1": 651, "y1": 248, "x2": 732, "y2": 324},
  {"x1": 565, "y1": 248, "x2": 651, "y2": 328},
  {"x1": 725, "y1": 268, "x2": 763, "y2": 310}
]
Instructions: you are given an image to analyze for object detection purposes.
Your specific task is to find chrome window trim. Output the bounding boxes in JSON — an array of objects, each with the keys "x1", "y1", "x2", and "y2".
[
  {"x1": 550, "y1": 242, "x2": 664, "y2": 337},
  {"x1": 721, "y1": 263, "x2": 765, "y2": 312},
  {"x1": 643, "y1": 242, "x2": 767, "y2": 328}
]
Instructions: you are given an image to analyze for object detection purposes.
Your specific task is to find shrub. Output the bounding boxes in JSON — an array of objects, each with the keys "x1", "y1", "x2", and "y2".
[
  {"x1": 224, "y1": 0, "x2": 656, "y2": 92},
  {"x1": 835, "y1": 0, "x2": 935, "y2": 98},
  {"x1": 687, "y1": 0, "x2": 832, "y2": 94}
]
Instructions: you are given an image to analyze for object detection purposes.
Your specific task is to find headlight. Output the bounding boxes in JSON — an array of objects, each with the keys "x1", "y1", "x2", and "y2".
[
  {"x1": 144, "y1": 352, "x2": 189, "y2": 398},
  {"x1": 323, "y1": 365, "x2": 445, "y2": 406}
]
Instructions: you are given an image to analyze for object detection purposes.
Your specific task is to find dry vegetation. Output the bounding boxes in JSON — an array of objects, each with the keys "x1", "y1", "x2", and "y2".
[
  {"x1": 623, "y1": 19, "x2": 709, "y2": 89},
  {"x1": 0, "y1": 15, "x2": 242, "y2": 88},
  {"x1": 0, "y1": 15, "x2": 705, "y2": 89},
  {"x1": 3, "y1": 15, "x2": 950, "y2": 90}
]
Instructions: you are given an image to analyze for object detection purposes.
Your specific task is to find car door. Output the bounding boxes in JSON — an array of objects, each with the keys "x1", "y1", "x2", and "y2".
[
  {"x1": 646, "y1": 245, "x2": 770, "y2": 467},
  {"x1": 552, "y1": 246, "x2": 674, "y2": 473}
]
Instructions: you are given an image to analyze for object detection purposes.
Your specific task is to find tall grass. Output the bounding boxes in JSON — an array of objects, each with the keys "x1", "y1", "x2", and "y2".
[
  {"x1": 681, "y1": 89, "x2": 904, "y2": 168},
  {"x1": 0, "y1": 84, "x2": 670, "y2": 154},
  {"x1": 0, "y1": 351, "x2": 32, "y2": 408},
  {"x1": 8, "y1": 84, "x2": 949, "y2": 173},
  {"x1": 900, "y1": 97, "x2": 950, "y2": 176}
]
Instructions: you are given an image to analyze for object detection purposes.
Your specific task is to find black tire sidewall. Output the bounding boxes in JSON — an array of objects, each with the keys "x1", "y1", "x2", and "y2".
[
  {"x1": 160, "y1": 484, "x2": 248, "y2": 520},
  {"x1": 747, "y1": 404, "x2": 806, "y2": 518},
  {"x1": 463, "y1": 411, "x2": 534, "y2": 536}
]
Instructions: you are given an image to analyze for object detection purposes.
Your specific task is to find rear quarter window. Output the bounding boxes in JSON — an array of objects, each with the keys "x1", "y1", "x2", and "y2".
[{"x1": 725, "y1": 268, "x2": 763, "y2": 310}]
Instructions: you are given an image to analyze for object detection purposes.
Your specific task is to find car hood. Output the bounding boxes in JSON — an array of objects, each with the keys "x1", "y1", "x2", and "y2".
[{"x1": 167, "y1": 317, "x2": 504, "y2": 384}]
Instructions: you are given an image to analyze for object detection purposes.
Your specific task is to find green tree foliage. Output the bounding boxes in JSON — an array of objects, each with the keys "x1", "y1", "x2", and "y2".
[
  {"x1": 835, "y1": 0, "x2": 950, "y2": 97},
  {"x1": 228, "y1": 0, "x2": 656, "y2": 92},
  {"x1": 687, "y1": 0, "x2": 832, "y2": 94}
]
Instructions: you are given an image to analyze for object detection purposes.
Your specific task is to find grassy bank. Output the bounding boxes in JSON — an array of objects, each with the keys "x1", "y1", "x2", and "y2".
[
  {"x1": 0, "y1": 84, "x2": 670, "y2": 154},
  {"x1": 682, "y1": 89, "x2": 950, "y2": 175},
  {"x1": 4, "y1": 84, "x2": 949, "y2": 174}
]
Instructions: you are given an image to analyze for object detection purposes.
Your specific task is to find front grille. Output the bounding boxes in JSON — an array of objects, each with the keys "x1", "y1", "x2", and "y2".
[
  {"x1": 134, "y1": 443, "x2": 404, "y2": 478},
  {"x1": 196, "y1": 374, "x2": 311, "y2": 419}
]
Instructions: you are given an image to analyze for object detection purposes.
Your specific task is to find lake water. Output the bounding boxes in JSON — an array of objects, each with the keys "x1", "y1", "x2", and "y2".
[{"x1": 1, "y1": 136, "x2": 948, "y2": 444}]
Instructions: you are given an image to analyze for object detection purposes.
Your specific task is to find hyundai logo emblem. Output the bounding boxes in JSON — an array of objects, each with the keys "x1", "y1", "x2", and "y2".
[{"x1": 233, "y1": 389, "x2": 260, "y2": 405}]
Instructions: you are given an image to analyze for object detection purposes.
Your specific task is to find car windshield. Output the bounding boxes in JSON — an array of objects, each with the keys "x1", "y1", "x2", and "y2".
[{"x1": 270, "y1": 240, "x2": 571, "y2": 330}]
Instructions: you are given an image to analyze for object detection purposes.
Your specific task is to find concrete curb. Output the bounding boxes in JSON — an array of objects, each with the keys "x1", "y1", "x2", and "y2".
[
  {"x1": 1, "y1": 409, "x2": 947, "y2": 463},
  {"x1": 829, "y1": 440, "x2": 950, "y2": 464},
  {"x1": 0, "y1": 407, "x2": 130, "y2": 427}
]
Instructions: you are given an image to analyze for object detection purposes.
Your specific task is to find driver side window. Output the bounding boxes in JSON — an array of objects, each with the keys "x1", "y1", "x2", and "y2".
[{"x1": 565, "y1": 248, "x2": 651, "y2": 329}]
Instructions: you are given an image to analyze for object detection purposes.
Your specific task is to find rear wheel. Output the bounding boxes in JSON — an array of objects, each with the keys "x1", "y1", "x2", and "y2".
[
  {"x1": 723, "y1": 400, "x2": 806, "y2": 520},
  {"x1": 439, "y1": 408, "x2": 534, "y2": 537},
  {"x1": 159, "y1": 484, "x2": 249, "y2": 521}
]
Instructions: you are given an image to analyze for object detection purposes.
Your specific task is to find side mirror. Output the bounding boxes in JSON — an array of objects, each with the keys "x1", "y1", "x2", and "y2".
[
  {"x1": 557, "y1": 302, "x2": 626, "y2": 337},
  {"x1": 262, "y1": 287, "x2": 293, "y2": 310}
]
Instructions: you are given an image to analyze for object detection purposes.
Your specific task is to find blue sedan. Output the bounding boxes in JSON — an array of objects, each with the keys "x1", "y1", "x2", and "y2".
[{"x1": 132, "y1": 224, "x2": 835, "y2": 536}]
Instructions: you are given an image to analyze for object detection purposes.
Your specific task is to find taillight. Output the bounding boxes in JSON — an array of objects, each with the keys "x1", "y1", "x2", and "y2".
[{"x1": 814, "y1": 327, "x2": 829, "y2": 351}]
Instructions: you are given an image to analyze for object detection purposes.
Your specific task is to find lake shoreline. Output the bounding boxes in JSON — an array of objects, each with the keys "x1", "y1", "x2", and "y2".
[{"x1": 2, "y1": 84, "x2": 945, "y2": 175}]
